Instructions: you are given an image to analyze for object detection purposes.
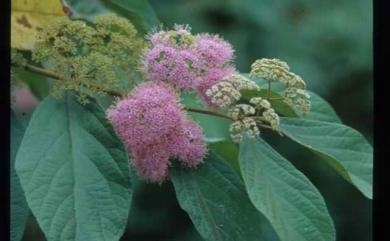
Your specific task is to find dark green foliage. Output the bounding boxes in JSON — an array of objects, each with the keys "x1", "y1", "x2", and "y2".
[
  {"x1": 171, "y1": 152, "x2": 278, "y2": 241},
  {"x1": 279, "y1": 118, "x2": 373, "y2": 198},
  {"x1": 15, "y1": 94, "x2": 132, "y2": 241},
  {"x1": 11, "y1": 111, "x2": 30, "y2": 241},
  {"x1": 239, "y1": 135, "x2": 335, "y2": 241}
]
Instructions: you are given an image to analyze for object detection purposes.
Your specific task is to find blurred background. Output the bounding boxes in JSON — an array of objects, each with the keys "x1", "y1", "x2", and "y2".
[{"x1": 14, "y1": 0, "x2": 372, "y2": 240}]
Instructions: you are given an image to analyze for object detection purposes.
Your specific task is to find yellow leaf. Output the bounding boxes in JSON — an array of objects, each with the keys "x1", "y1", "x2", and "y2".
[{"x1": 11, "y1": 0, "x2": 72, "y2": 50}]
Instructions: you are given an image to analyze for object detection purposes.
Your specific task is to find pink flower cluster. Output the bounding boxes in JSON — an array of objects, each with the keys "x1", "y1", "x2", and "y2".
[
  {"x1": 107, "y1": 81, "x2": 207, "y2": 183},
  {"x1": 107, "y1": 25, "x2": 240, "y2": 182},
  {"x1": 142, "y1": 25, "x2": 237, "y2": 107},
  {"x1": 142, "y1": 45, "x2": 200, "y2": 90},
  {"x1": 195, "y1": 33, "x2": 234, "y2": 67}
]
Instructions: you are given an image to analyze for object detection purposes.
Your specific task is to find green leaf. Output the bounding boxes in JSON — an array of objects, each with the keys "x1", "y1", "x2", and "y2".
[
  {"x1": 239, "y1": 135, "x2": 336, "y2": 241},
  {"x1": 208, "y1": 140, "x2": 240, "y2": 176},
  {"x1": 279, "y1": 117, "x2": 372, "y2": 199},
  {"x1": 305, "y1": 91, "x2": 341, "y2": 123},
  {"x1": 64, "y1": 0, "x2": 109, "y2": 18},
  {"x1": 181, "y1": 92, "x2": 231, "y2": 143},
  {"x1": 171, "y1": 151, "x2": 277, "y2": 241},
  {"x1": 12, "y1": 66, "x2": 50, "y2": 100},
  {"x1": 15, "y1": 93, "x2": 132, "y2": 241},
  {"x1": 240, "y1": 89, "x2": 298, "y2": 117},
  {"x1": 65, "y1": 0, "x2": 158, "y2": 33},
  {"x1": 109, "y1": 0, "x2": 159, "y2": 31},
  {"x1": 11, "y1": 111, "x2": 29, "y2": 241}
]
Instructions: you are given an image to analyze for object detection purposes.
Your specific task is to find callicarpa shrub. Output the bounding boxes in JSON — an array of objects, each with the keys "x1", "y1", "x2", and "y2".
[{"x1": 11, "y1": 8, "x2": 372, "y2": 241}]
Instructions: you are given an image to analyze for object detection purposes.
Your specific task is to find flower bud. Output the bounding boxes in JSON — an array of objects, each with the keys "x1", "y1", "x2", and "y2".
[
  {"x1": 250, "y1": 97, "x2": 271, "y2": 109},
  {"x1": 228, "y1": 104, "x2": 256, "y2": 119},
  {"x1": 283, "y1": 87, "x2": 311, "y2": 114},
  {"x1": 229, "y1": 117, "x2": 260, "y2": 143},
  {"x1": 262, "y1": 109, "x2": 280, "y2": 130},
  {"x1": 250, "y1": 58, "x2": 290, "y2": 82}
]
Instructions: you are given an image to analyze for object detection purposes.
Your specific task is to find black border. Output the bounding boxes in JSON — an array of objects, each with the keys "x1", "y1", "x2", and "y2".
[
  {"x1": 1, "y1": 0, "x2": 11, "y2": 240},
  {"x1": 373, "y1": 0, "x2": 389, "y2": 240},
  {"x1": 2, "y1": 0, "x2": 386, "y2": 240}
]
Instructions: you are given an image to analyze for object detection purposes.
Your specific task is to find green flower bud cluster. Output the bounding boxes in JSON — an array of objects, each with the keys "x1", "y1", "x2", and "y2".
[
  {"x1": 205, "y1": 74, "x2": 259, "y2": 108},
  {"x1": 262, "y1": 109, "x2": 279, "y2": 129},
  {"x1": 228, "y1": 104, "x2": 256, "y2": 119},
  {"x1": 203, "y1": 70, "x2": 285, "y2": 143},
  {"x1": 32, "y1": 14, "x2": 147, "y2": 103},
  {"x1": 227, "y1": 103, "x2": 259, "y2": 143},
  {"x1": 11, "y1": 49, "x2": 28, "y2": 67},
  {"x1": 205, "y1": 81, "x2": 242, "y2": 108},
  {"x1": 226, "y1": 96, "x2": 281, "y2": 143},
  {"x1": 250, "y1": 97, "x2": 280, "y2": 130},
  {"x1": 249, "y1": 58, "x2": 290, "y2": 83},
  {"x1": 250, "y1": 58, "x2": 306, "y2": 89},
  {"x1": 249, "y1": 97, "x2": 271, "y2": 109},
  {"x1": 229, "y1": 117, "x2": 260, "y2": 143},
  {"x1": 283, "y1": 87, "x2": 311, "y2": 114},
  {"x1": 249, "y1": 58, "x2": 310, "y2": 114}
]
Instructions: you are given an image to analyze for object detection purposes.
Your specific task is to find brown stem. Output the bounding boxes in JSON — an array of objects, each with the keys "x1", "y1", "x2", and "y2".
[
  {"x1": 12, "y1": 62, "x2": 124, "y2": 97},
  {"x1": 13, "y1": 62, "x2": 237, "y2": 122},
  {"x1": 252, "y1": 116, "x2": 267, "y2": 121},
  {"x1": 184, "y1": 107, "x2": 235, "y2": 121},
  {"x1": 258, "y1": 123, "x2": 276, "y2": 131},
  {"x1": 13, "y1": 62, "x2": 282, "y2": 135}
]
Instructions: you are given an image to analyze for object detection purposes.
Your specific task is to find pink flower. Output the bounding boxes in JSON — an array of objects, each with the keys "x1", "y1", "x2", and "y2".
[
  {"x1": 107, "y1": 81, "x2": 207, "y2": 183},
  {"x1": 107, "y1": 82, "x2": 184, "y2": 150},
  {"x1": 130, "y1": 78, "x2": 180, "y2": 106},
  {"x1": 142, "y1": 25, "x2": 237, "y2": 107},
  {"x1": 195, "y1": 34, "x2": 234, "y2": 67},
  {"x1": 142, "y1": 44, "x2": 201, "y2": 90},
  {"x1": 132, "y1": 143, "x2": 171, "y2": 183},
  {"x1": 169, "y1": 120, "x2": 207, "y2": 167}
]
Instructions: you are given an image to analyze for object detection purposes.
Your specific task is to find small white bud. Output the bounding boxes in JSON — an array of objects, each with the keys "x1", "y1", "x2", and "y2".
[
  {"x1": 249, "y1": 58, "x2": 290, "y2": 82},
  {"x1": 229, "y1": 117, "x2": 260, "y2": 143},
  {"x1": 283, "y1": 87, "x2": 311, "y2": 114}
]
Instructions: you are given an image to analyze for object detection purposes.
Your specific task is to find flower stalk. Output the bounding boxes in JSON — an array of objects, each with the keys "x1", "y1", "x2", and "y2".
[
  {"x1": 11, "y1": 61, "x2": 248, "y2": 125},
  {"x1": 268, "y1": 81, "x2": 271, "y2": 98},
  {"x1": 11, "y1": 61, "x2": 125, "y2": 97},
  {"x1": 13, "y1": 51, "x2": 286, "y2": 139},
  {"x1": 184, "y1": 107, "x2": 236, "y2": 121}
]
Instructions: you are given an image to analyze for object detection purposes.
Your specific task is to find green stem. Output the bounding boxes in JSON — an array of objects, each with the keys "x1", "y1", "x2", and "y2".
[
  {"x1": 269, "y1": 97, "x2": 284, "y2": 101},
  {"x1": 267, "y1": 81, "x2": 271, "y2": 98}
]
